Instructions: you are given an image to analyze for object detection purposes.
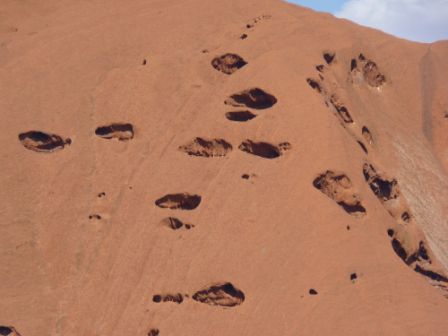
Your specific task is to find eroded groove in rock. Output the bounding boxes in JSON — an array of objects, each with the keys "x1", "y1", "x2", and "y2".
[
  {"x1": 329, "y1": 97, "x2": 353, "y2": 124},
  {"x1": 313, "y1": 171, "x2": 366, "y2": 218},
  {"x1": 363, "y1": 162, "x2": 413, "y2": 225},
  {"x1": 153, "y1": 293, "x2": 184, "y2": 304},
  {"x1": 371, "y1": 161, "x2": 448, "y2": 292},
  {"x1": 95, "y1": 123, "x2": 134, "y2": 141},
  {"x1": 0, "y1": 327, "x2": 20, "y2": 336},
  {"x1": 406, "y1": 241, "x2": 430, "y2": 265},
  {"x1": 363, "y1": 163, "x2": 399, "y2": 201},
  {"x1": 239, "y1": 140, "x2": 290, "y2": 159},
  {"x1": 306, "y1": 78, "x2": 322, "y2": 93},
  {"x1": 363, "y1": 60, "x2": 386, "y2": 87},
  {"x1": 389, "y1": 230, "x2": 448, "y2": 289},
  {"x1": 18, "y1": 131, "x2": 71, "y2": 153},
  {"x1": 225, "y1": 110, "x2": 257, "y2": 122},
  {"x1": 336, "y1": 106, "x2": 353, "y2": 123},
  {"x1": 192, "y1": 282, "x2": 245, "y2": 307},
  {"x1": 362, "y1": 126, "x2": 373, "y2": 145},
  {"x1": 391, "y1": 238, "x2": 409, "y2": 263},
  {"x1": 179, "y1": 137, "x2": 232, "y2": 157},
  {"x1": 211, "y1": 53, "x2": 247, "y2": 74},
  {"x1": 309, "y1": 288, "x2": 318, "y2": 295},
  {"x1": 357, "y1": 141, "x2": 368, "y2": 154},
  {"x1": 323, "y1": 52, "x2": 335, "y2": 65},
  {"x1": 161, "y1": 217, "x2": 195, "y2": 230},
  {"x1": 363, "y1": 163, "x2": 419, "y2": 244},
  {"x1": 225, "y1": 88, "x2": 277, "y2": 109},
  {"x1": 148, "y1": 329, "x2": 160, "y2": 336},
  {"x1": 415, "y1": 265, "x2": 448, "y2": 283},
  {"x1": 155, "y1": 193, "x2": 201, "y2": 210},
  {"x1": 352, "y1": 54, "x2": 386, "y2": 87},
  {"x1": 402, "y1": 212, "x2": 411, "y2": 223},
  {"x1": 278, "y1": 142, "x2": 292, "y2": 151},
  {"x1": 339, "y1": 201, "x2": 367, "y2": 215},
  {"x1": 316, "y1": 65, "x2": 325, "y2": 72}
]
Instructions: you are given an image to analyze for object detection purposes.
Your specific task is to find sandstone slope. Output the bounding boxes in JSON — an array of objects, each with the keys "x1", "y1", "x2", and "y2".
[{"x1": 1, "y1": 0, "x2": 448, "y2": 335}]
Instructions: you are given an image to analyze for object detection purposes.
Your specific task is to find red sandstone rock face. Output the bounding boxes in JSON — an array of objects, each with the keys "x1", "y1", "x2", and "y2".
[{"x1": 1, "y1": 0, "x2": 448, "y2": 335}]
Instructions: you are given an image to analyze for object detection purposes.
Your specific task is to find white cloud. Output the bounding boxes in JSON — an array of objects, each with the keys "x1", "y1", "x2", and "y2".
[{"x1": 335, "y1": 0, "x2": 448, "y2": 42}]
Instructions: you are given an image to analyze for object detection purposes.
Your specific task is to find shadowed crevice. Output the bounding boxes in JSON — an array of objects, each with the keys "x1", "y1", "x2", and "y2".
[
  {"x1": 155, "y1": 193, "x2": 201, "y2": 210},
  {"x1": 225, "y1": 88, "x2": 277, "y2": 109},
  {"x1": 18, "y1": 131, "x2": 70, "y2": 153},
  {"x1": 211, "y1": 53, "x2": 247, "y2": 74},
  {"x1": 193, "y1": 283, "x2": 245, "y2": 307},
  {"x1": 95, "y1": 123, "x2": 134, "y2": 141}
]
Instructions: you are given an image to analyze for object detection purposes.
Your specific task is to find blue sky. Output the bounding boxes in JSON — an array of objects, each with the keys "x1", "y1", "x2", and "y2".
[
  {"x1": 287, "y1": 0, "x2": 346, "y2": 13},
  {"x1": 287, "y1": 0, "x2": 448, "y2": 43}
]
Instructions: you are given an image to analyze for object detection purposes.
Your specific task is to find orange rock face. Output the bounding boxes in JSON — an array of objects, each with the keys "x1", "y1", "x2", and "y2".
[{"x1": 1, "y1": 0, "x2": 448, "y2": 335}]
